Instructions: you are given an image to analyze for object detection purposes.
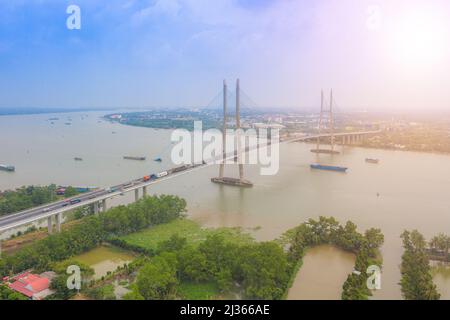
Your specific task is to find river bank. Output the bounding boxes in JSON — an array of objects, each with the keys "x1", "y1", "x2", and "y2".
[{"x1": 1, "y1": 111, "x2": 450, "y2": 299}]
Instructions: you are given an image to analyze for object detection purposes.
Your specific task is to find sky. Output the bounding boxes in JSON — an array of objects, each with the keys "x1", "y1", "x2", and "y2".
[{"x1": 0, "y1": 0, "x2": 450, "y2": 111}]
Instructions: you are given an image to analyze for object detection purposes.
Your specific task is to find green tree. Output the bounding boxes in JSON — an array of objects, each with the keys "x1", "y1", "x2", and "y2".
[
  {"x1": 64, "y1": 186, "x2": 78, "y2": 198},
  {"x1": 134, "y1": 256, "x2": 178, "y2": 300},
  {"x1": 400, "y1": 230, "x2": 440, "y2": 300},
  {"x1": 0, "y1": 285, "x2": 28, "y2": 300}
]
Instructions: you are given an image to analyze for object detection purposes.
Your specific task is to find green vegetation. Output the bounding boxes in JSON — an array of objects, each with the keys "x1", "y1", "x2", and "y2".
[
  {"x1": 400, "y1": 230, "x2": 440, "y2": 300},
  {"x1": 0, "y1": 185, "x2": 58, "y2": 217},
  {"x1": 178, "y1": 281, "x2": 220, "y2": 300},
  {"x1": 118, "y1": 219, "x2": 253, "y2": 254},
  {"x1": 283, "y1": 216, "x2": 384, "y2": 300},
  {"x1": 429, "y1": 233, "x2": 450, "y2": 262},
  {"x1": 0, "y1": 284, "x2": 28, "y2": 300},
  {"x1": 362, "y1": 124, "x2": 450, "y2": 154},
  {"x1": 0, "y1": 195, "x2": 186, "y2": 277},
  {"x1": 124, "y1": 233, "x2": 290, "y2": 300},
  {"x1": 0, "y1": 184, "x2": 82, "y2": 217},
  {"x1": 105, "y1": 111, "x2": 221, "y2": 131},
  {"x1": 86, "y1": 283, "x2": 116, "y2": 300},
  {"x1": 63, "y1": 186, "x2": 79, "y2": 198},
  {"x1": 49, "y1": 260, "x2": 95, "y2": 300}
]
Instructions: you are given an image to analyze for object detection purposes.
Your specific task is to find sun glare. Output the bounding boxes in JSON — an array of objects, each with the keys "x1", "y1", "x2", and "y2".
[{"x1": 392, "y1": 9, "x2": 448, "y2": 66}]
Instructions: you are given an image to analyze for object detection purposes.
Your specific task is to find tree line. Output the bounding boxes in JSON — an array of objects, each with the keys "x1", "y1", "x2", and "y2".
[
  {"x1": 123, "y1": 233, "x2": 290, "y2": 300},
  {"x1": 285, "y1": 216, "x2": 384, "y2": 300},
  {"x1": 0, "y1": 195, "x2": 186, "y2": 277},
  {"x1": 400, "y1": 230, "x2": 441, "y2": 300},
  {"x1": 0, "y1": 185, "x2": 79, "y2": 217},
  {"x1": 121, "y1": 216, "x2": 384, "y2": 300}
]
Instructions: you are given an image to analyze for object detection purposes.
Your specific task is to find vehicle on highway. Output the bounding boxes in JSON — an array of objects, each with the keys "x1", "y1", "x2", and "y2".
[
  {"x1": 106, "y1": 187, "x2": 119, "y2": 193},
  {"x1": 70, "y1": 199, "x2": 81, "y2": 205},
  {"x1": 43, "y1": 208, "x2": 51, "y2": 213},
  {"x1": 156, "y1": 171, "x2": 168, "y2": 178},
  {"x1": 143, "y1": 175, "x2": 151, "y2": 182}
]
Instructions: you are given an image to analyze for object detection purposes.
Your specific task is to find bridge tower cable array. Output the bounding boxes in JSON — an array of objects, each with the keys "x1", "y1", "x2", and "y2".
[
  {"x1": 211, "y1": 79, "x2": 253, "y2": 187},
  {"x1": 311, "y1": 89, "x2": 339, "y2": 155}
]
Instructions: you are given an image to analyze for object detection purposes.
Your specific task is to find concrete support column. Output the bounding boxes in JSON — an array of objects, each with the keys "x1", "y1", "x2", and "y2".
[
  {"x1": 94, "y1": 201, "x2": 99, "y2": 214},
  {"x1": 135, "y1": 189, "x2": 139, "y2": 202},
  {"x1": 55, "y1": 213, "x2": 62, "y2": 233},
  {"x1": 0, "y1": 236, "x2": 2, "y2": 258},
  {"x1": 47, "y1": 216, "x2": 53, "y2": 234},
  {"x1": 102, "y1": 199, "x2": 107, "y2": 212},
  {"x1": 143, "y1": 186, "x2": 147, "y2": 197}
]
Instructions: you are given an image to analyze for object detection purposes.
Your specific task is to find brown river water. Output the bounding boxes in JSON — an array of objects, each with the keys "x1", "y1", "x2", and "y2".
[{"x1": 0, "y1": 111, "x2": 449, "y2": 299}]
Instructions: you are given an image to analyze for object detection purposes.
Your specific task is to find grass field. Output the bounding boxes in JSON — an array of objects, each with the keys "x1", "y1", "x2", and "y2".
[
  {"x1": 178, "y1": 281, "x2": 220, "y2": 300},
  {"x1": 119, "y1": 218, "x2": 254, "y2": 252}
]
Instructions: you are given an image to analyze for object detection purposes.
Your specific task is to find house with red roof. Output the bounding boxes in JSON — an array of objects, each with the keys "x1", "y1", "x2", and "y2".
[{"x1": 8, "y1": 271, "x2": 55, "y2": 300}]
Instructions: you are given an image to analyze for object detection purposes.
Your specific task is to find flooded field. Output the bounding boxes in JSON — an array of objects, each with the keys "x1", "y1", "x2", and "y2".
[
  {"x1": 287, "y1": 245, "x2": 356, "y2": 300},
  {"x1": 73, "y1": 245, "x2": 135, "y2": 279}
]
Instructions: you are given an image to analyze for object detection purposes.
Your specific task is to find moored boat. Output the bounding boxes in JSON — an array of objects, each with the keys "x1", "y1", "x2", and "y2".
[{"x1": 310, "y1": 164, "x2": 347, "y2": 172}]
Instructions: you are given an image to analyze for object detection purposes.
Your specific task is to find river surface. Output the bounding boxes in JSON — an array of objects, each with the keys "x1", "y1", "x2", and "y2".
[
  {"x1": 0, "y1": 111, "x2": 449, "y2": 299},
  {"x1": 287, "y1": 245, "x2": 355, "y2": 300}
]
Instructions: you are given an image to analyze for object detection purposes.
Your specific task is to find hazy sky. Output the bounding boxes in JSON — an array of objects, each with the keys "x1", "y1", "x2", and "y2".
[{"x1": 1, "y1": 0, "x2": 450, "y2": 111}]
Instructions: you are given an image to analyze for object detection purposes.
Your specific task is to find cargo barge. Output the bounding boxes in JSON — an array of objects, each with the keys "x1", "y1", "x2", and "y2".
[
  {"x1": 365, "y1": 158, "x2": 379, "y2": 164},
  {"x1": 0, "y1": 164, "x2": 15, "y2": 172},
  {"x1": 123, "y1": 156, "x2": 146, "y2": 161},
  {"x1": 310, "y1": 164, "x2": 348, "y2": 172},
  {"x1": 211, "y1": 177, "x2": 253, "y2": 187}
]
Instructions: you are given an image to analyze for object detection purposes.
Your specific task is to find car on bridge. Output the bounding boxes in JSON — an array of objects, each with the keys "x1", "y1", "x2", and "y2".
[{"x1": 63, "y1": 199, "x2": 81, "y2": 207}]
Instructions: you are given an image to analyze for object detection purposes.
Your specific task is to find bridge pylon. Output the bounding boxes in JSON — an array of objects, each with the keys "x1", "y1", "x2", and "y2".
[
  {"x1": 311, "y1": 89, "x2": 340, "y2": 155},
  {"x1": 211, "y1": 79, "x2": 253, "y2": 188}
]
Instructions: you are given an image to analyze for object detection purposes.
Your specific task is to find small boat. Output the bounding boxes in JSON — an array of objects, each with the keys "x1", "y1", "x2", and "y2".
[
  {"x1": 0, "y1": 164, "x2": 15, "y2": 172},
  {"x1": 311, "y1": 149, "x2": 340, "y2": 155},
  {"x1": 74, "y1": 157, "x2": 83, "y2": 161},
  {"x1": 365, "y1": 158, "x2": 379, "y2": 164},
  {"x1": 154, "y1": 157, "x2": 162, "y2": 162},
  {"x1": 310, "y1": 164, "x2": 348, "y2": 172}
]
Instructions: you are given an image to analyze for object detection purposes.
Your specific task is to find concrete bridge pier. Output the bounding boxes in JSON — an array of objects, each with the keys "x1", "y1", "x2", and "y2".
[
  {"x1": 102, "y1": 199, "x2": 107, "y2": 212},
  {"x1": 94, "y1": 201, "x2": 99, "y2": 214},
  {"x1": 135, "y1": 189, "x2": 139, "y2": 202},
  {"x1": 55, "y1": 213, "x2": 62, "y2": 233},
  {"x1": 47, "y1": 216, "x2": 53, "y2": 234},
  {"x1": 143, "y1": 186, "x2": 147, "y2": 197}
]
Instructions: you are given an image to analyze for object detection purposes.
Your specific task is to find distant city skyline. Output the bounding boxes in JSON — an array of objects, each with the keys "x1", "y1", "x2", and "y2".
[{"x1": 1, "y1": 0, "x2": 450, "y2": 111}]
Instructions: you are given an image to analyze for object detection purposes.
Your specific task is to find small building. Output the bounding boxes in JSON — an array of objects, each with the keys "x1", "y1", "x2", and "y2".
[{"x1": 8, "y1": 271, "x2": 56, "y2": 300}]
